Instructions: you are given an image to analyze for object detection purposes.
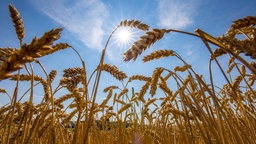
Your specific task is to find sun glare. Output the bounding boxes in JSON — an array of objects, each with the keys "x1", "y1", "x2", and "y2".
[
  {"x1": 113, "y1": 27, "x2": 135, "y2": 49},
  {"x1": 118, "y1": 28, "x2": 131, "y2": 42}
]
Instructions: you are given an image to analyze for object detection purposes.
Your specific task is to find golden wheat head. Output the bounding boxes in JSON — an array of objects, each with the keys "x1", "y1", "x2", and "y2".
[
  {"x1": 8, "y1": 4, "x2": 25, "y2": 43},
  {"x1": 119, "y1": 19, "x2": 150, "y2": 31},
  {"x1": 99, "y1": 63, "x2": 127, "y2": 81},
  {"x1": 143, "y1": 49, "x2": 175, "y2": 62},
  {"x1": 123, "y1": 29, "x2": 169, "y2": 61},
  {"x1": 227, "y1": 16, "x2": 256, "y2": 38}
]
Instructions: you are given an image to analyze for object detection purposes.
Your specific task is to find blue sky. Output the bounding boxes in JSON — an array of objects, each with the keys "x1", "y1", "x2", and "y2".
[{"x1": 0, "y1": 0, "x2": 255, "y2": 106}]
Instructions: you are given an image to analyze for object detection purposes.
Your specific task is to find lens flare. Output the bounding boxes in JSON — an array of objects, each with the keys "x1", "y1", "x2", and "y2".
[{"x1": 113, "y1": 27, "x2": 135, "y2": 49}]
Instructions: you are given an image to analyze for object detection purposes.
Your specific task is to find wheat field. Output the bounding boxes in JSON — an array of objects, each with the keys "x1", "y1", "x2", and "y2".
[{"x1": 0, "y1": 4, "x2": 255, "y2": 144}]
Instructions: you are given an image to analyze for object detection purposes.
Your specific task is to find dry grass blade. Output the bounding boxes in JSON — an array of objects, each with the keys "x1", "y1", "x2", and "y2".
[
  {"x1": 8, "y1": 4, "x2": 25, "y2": 43},
  {"x1": 99, "y1": 63, "x2": 127, "y2": 81},
  {"x1": 143, "y1": 49, "x2": 175, "y2": 62},
  {"x1": 123, "y1": 29, "x2": 169, "y2": 61},
  {"x1": 119, "y1": 19, "x2": 150, "y2": 31}
]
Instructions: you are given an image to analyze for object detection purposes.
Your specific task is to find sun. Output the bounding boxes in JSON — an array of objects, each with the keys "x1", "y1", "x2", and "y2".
[
  {"x1": 118, "y1": 28, "x2": 131, "y2": 42},
  {"x1": 113, "y1": 27, "x2": 135, "y2": 49}
]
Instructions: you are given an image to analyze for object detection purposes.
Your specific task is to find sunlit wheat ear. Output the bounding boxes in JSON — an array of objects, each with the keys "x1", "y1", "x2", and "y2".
[
  {"x1": 63, "y1": 67, "x2": 85, "y2": 77},
  {"x1": 11, "y1": 74, "x2": 50, "y2": 100},
  {"x1": 143, "y1": 49, "x2": 175, "y2": 62},
  {"x1": 119, "y1": 19, "x2": 150, "y2": 31},
  {"x1": 99, "y1": 63, "x2": 127, "y2": 81},
  {"x1": 144, "y1": 98, "x2": 157, "y2": 108},
  {"x1": 232, "y1": 76, "x2": 243, "y2": 90},
  {"x1": 138, "y1": 82, "x2": 150, "y2": 103},
  {"x1": 99, "y1": 89, "x2": 113, "y2": 108},
  {"x1": 105, "y1": 111, "x2": 117, "y2": 119},
  {"x1": 159, "y1": 77, "x2": 172, "y2": 96},
  {"x1": 211, "y1": 47, "x2": 227, "y2": 60},
  {"x1": 123, "y1": 29, "x2": 170, "y2": 61},
  {"x1": 47, "y1": 70, "x2": 57, "y2": 83},
  {"x1": 54, "y1": 94, "x2": 73, "y2": 107},
  {"x1": 0, "y1": 28, "x2": 65, "y2": 80},
  {"x1": 103, "y1": 85, "x2": 119, "y2": 93},
  {"x1": 118, "y1": 103, "x2": 132, "y2": 114},
  {"x1": 150, "y1": 67, "x2": 164, "y2": 96},
  {"x1": 62, "y1": 108, "x2": 78, "y2": 124},
  {"x1": 128, "y1": 75, "x2": 151, "y2": 82},
  {"x1": 38, "y1": 43, "x2": 71, "y2": 57},
  {"x1": 8, "y1": 5, "x2": 24, "y2": 44},
  {"x1": 0, "y1": 88, "x2": 6, "y2": 94},
  {"x1": 114, "y1": 98, "x2": 126, "y2": 105},
  {"x1": 0, "y1": 48, "x2": 18, "y2": 62},
  {"x1": 22, "y1": 28, "x2": 63, "y2": 57},
  {"x1": 240, "y1": 65, "x2": 247, "y2": 76},
  {"x1": 227, "y1": 63, "x2": 236, "y2": 73},
  {"x1": 117, "y1": 88, "x2": 128, "y2": 99},
  {"x1": 174, "y1": 64, "x2": 191, "y2": 72},
  {"x1": 227, "y1": 16, "x2": 256, "y2": 38}
]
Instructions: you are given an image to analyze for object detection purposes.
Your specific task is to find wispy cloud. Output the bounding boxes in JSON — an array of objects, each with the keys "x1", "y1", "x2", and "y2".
[
  {"x1": 157, "y1": 0, "x2": 199, "y2": 29},
  {"x1": 30, "y1": 0, "x2": 108, "y2": 50}
]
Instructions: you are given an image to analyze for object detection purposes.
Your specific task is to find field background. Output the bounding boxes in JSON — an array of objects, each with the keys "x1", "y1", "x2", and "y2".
[{"x1": 0, "y1": 1, "x2": 256, "y2": 144}]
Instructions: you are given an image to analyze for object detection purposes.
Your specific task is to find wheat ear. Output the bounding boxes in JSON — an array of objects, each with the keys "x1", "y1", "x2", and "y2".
[
  {"x1": 119, "y1": 19, "x2": 150, "y2": 31},
  {"x1": 99, "y1": 63, "x2": 127, "y2": 81},
  {"x1": 123, "y1": 29, "x2": 170, "y2": 61},
  {"x1": 143, "y1": 49, "x2": 175, "y2": 62},
  {"x1": 227, "y1": 16, "x2": 256, "y2": 38},
  {"x1": 8, "y1": 5, "x2": 25, "y2": 44}
]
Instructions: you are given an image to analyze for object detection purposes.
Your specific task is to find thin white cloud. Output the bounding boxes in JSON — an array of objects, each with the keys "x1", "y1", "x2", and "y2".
[
  {"x1": 30, "y1": 0, "x2": 108, "y2": 50},
  {"x1": 157, "y1": 0, "x2": 199, "y2": 29}
]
